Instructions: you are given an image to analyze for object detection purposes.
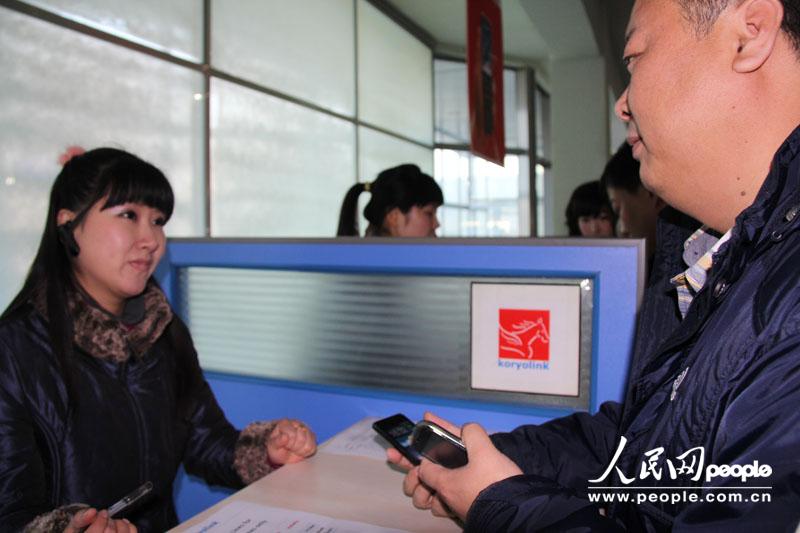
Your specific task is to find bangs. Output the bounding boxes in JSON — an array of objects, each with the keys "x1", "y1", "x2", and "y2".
[
  {"x1": 571, "y1": 196, "x2": 609, "y2": 219},
  {"x1": 100, "y1": 157, "x2": 174, "y2": 220},
  {"x1": 412, "y1": 176, "x2": 444, "y2": 207}
]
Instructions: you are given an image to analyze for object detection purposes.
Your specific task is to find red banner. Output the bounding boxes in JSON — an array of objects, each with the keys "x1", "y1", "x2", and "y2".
[{"x1": 466, "y1": 0, "x2": 505, "y2": 166}]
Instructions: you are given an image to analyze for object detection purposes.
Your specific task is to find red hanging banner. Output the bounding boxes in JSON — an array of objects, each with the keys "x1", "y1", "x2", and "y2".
[{"x1": 466, "y1": 0, "x2": 505, "y2": 166}]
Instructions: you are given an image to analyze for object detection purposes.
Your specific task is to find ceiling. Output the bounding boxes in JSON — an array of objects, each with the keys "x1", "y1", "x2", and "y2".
[{"x1": 383, "y1": 0, "x2": 633, "y2": 93}]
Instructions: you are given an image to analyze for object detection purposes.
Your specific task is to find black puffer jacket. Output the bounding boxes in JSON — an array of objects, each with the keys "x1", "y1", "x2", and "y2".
[
  {"x1": 468, "y1": 125, "x2": 800, "y2": 531},
  {"x1": 0, "y1": 310, "x2": 243, "y2": 532}
]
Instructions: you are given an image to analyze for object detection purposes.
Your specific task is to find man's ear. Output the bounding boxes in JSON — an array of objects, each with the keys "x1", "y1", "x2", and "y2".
[
  {"x1": 56, "y1": 208, "x2": 76, "y2": 226},
  {"x1": 731, "y1": 0, "x2": 784, "y2": 73}
]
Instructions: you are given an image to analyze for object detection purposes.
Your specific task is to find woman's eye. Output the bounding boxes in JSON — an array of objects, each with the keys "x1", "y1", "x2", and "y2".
[
  {"x1": 121, "y1": 210, "x2": 137, "y2": 221},
  {"x1": 153, "y1": 217, "x2": 166, "y2": 227}
]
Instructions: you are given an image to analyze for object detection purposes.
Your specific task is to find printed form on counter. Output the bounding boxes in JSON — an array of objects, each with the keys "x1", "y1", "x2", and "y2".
[{"x1": 184, "y1": 501, "x2": 409, "y2": 533}]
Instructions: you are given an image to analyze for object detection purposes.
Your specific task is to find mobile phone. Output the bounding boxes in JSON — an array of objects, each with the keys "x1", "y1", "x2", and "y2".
[
  {"x1": 107, "y1": 481, "x2": 153, "y2": 518},
  {"x1": 372, "y1": 414, "x2": 422, "y2": 465},
  {"x1": 411, "y1": 421, "x2": 468, "y2": 469}
]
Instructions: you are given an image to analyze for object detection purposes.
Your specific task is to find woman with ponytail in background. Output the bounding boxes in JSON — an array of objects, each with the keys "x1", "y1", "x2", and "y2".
[
  {"x1": 0, "y1": 147, "x2": 316, "y2": 532},
  {"x1": 336, "y1": 164, "x2": 443, "y2": 237}
]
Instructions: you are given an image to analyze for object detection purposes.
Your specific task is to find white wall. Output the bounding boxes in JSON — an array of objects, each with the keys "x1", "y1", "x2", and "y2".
[{"x1": 549, "y1": 56, "x2": 609, "y2": 235}]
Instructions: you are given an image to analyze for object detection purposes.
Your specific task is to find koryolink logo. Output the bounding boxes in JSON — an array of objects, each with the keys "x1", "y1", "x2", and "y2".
[{"x1": 498, "y1": 309, "x2": 550, "y2": 361}]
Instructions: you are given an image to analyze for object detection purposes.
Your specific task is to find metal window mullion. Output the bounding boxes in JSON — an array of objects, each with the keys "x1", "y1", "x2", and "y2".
[
  {"x1": 527, "y1": 67, "x2": 537, "y2": 237},
  {"x1": 203, "y1": 0, "x2": 212, "y2": 237}
]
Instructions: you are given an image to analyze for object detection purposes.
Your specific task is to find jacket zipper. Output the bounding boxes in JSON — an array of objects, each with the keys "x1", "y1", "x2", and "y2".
[{"x1": 118, "y1": 353, "x2": 149, "y2": 487}]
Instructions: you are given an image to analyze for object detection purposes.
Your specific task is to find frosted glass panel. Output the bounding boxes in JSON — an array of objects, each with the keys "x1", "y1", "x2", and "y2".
[
  {"x1": 358, "y1": 127, "x2": 433, "y2": 182},
  {"x1": 23, "y1": 0, "x2": 202, "y2": 61},
  {"x1": 357, "y1": 1, "x2": 432, "y2": 144},
  {"x1": 210, "y1": 79, "x2": 356, "y2": 237},
  {"x1": 212, "y1": 0, "x2": 355, "y2": 117},
  {"x1": 0, "y1": 8, "x2": 205, "y2": 310},
  {"x1": 434, "y1": 59, "x2": 469, "y2": 145}
]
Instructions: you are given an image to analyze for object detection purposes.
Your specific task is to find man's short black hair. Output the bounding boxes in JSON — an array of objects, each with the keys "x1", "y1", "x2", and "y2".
[
  {"x1": 600, "y1": 143, "x2": 641, "y2": 194},
  {"x1": 677, "y1": 0, "x2": 800, "y2": 54}
]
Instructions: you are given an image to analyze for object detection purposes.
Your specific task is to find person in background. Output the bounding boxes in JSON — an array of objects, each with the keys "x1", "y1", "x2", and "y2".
[
  {"x1": 389, "y1": 0, "x2": 800, "y2": 529},
  {"x1": 601, "y1": 142, "x2": 665, "y2": 259},
  {"x1": 564, "y1": 180, "x2": 616, "y2": 237},
  {"x1": 336, "y1": 164, "x2": 443, "y2": 237},
  {"x1": 0, "y1": 148, "x2": 317, "y2": 532}
]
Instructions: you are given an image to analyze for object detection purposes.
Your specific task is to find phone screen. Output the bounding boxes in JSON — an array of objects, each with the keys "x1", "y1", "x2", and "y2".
[
  {"x1": 372, "y1": 414, "x2": 422, "y2": 465},
  {"x1": 412, "y1": 422, "x2": 468, "y2": 469}
]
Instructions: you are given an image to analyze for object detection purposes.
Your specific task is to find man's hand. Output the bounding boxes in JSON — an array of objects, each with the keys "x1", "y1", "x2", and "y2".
[
  {"x1": 266, "y1": 418, "x2": 317, "y2": 466},
  {"x1": 387, "y1": 412, "x2": 522, "y2": 520},
  {"x1": 64, "y1": 508, "x2": 138, "y2": 533},
  {"x1": 386, "y1": 413, "x2": 522, "y2": 520},
  {"x1": 386, "y1": 413, "x2": 458, "y2": 516},
  {"x1": 417, "y1": 422, "x2": 523, "y2": 520}
]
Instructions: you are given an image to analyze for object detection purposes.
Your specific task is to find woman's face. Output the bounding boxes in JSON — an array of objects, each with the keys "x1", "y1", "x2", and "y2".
[
  {"x1": 577, "y1": 211, "x2": 614, "y2": 238},
  {"x1": 59, "y1": 199, "x2": 167, "y2": 315},
  {"x1": 387, "y1": 203, "x2": 440, "y2": 237}
]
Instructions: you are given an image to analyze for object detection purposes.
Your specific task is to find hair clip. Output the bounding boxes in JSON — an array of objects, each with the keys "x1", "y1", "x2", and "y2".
[{"x1": 58, "y1": 145, "x2": 86, "y2": 167}]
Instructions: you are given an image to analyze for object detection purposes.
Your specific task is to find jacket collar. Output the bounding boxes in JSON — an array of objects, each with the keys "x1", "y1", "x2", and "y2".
[{"x1": 728, "y1": 123, "x2": 800, "y2": 253}]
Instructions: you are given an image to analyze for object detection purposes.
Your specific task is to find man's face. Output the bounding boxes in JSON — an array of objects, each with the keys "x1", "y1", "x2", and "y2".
[
  {"x1": 615, "y1": 0, "x2": 738, "y2": 223},
  {"x1": 607, "y1": 185, "x2": 661, "y2": 243}
]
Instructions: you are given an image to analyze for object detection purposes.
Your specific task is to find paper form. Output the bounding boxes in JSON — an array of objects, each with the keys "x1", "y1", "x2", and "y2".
[
  {"x1": 184, "y1": 501, "x2": 409, "y2": 533},
  {"x1": 319, "y1": 417, "x2": 389, "y2": 461}
]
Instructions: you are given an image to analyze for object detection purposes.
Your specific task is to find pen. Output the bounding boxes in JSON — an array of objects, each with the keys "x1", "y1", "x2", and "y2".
[{"x1": 107, "y1": 481, "x2": 153, "y2": 518}]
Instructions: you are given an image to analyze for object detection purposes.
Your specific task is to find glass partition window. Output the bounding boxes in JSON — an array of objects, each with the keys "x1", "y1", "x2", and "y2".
[
  {"x1": 433, "y1": 58, "x2": 535, "y2": 236},
  {"x1": 434, "y1": 59, "x2": 527, "y2": 149},
  {"x1": 434, "y1": 150, "x2": 530, "y2": 237},
  {"x1": 358, "y1": 127, "x2": 434, "y2": 182},
  {"x1": 210, "y1": 79, "x2": 356, "y2": 237},
  {"x1": 23, "y1": 0, "x2": 203, "y2": 61},
  {"x1": 357, "y1": 1, "x2": 433, "y2": 145},
  {"x1": 211, "y1": 0, "x2": 356, "y2": 117},
  {"x1": 0, "y1": 1, "x2": 436, "y2": 308},
  {"x1": 0, "y1": 7, "x2": 205, "y2": 308},
  {"x1": 434, "y1": 60, "x2": 469, "y2": 145}
]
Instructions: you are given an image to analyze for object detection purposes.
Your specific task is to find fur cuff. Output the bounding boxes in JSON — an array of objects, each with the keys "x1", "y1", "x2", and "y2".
[
  {"x1": 233, "y1": 421, "x2": 278, "y2": 484},
  {"x1": 24, "y1": 503, "x2": 89, "y2": 532}
]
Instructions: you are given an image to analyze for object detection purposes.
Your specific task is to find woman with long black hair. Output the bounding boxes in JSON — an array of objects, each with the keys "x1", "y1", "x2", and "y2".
[{"x1": 0, "y1": 148, "x2": 316, "y2": 532}]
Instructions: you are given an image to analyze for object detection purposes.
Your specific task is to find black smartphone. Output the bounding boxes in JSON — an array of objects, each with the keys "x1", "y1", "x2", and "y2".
[
  {"x1": 372, "y1": 413, "x2": 422, "y2": 465},
  {"x1": 411, "y1": 421, "x2": 468, "y2": 469}
]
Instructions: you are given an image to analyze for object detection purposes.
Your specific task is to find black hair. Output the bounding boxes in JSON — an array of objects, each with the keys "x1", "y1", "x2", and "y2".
[
  {"x1": 678, "y1": 0, "x2": 800, "y2": 54},
  {"x1": 336, "y1": 164, "x2": 444, "y2": 236},
  {"x1": 600, "y1": 142, "x2": 641, "y2": 194},
  {"x1": 564, "y1": 180, "x2": 615, "y2": 236},
  {"x1": 2, "y1": 147, "x2": 175, "y2": 409}
]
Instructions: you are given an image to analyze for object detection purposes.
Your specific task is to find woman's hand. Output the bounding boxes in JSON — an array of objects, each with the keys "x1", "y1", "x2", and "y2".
[
  {"x1": 64, "y1": 508, "x2": 137, "y2": 533},
  {"x1": 266, "y1": 418, "x2": 317, "y2": 466}
]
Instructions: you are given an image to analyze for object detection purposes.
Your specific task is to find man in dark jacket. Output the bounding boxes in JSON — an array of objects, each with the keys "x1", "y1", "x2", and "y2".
[{"x1": 389, "y1": 0, "x2": 800, "y2": 530}]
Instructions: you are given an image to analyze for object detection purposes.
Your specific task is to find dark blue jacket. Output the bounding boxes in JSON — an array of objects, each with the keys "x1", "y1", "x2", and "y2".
[
  {"x1": 0, "y1": 313, "x2": 243, "y2": 532},
  {"x1": 468, "y1": 126, "x2": 800, "y2": 532}
]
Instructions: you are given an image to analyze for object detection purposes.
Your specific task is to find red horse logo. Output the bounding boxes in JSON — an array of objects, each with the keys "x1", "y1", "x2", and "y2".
[{"x1": 498, "y1": 309, "x2": 550, "y2": 361}]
